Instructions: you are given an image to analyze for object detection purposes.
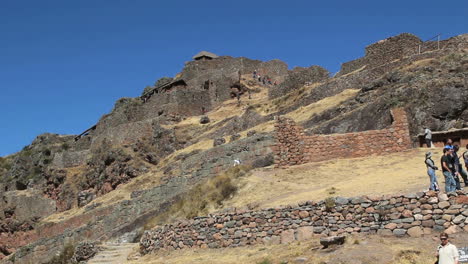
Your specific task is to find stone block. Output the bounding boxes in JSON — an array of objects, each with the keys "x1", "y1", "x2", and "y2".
[
  {"x1": 407, "y1": 226, "x2": 423, "y2": 237},
  {"x1": 296, "y1": 226, "x2": 314, "y2": 241},
  {"x1": 393, "y1": 229, "x2": 407, "y2": 236},
  {"x1": 280, "y1": 229, "x2": 296, "y2": 244},
  {"x1": 445, "y1": 225, "x2": 462, "y2": 235}
]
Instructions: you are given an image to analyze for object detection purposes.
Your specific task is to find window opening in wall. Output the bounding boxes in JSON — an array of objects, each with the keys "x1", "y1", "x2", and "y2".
[{"x1": 204, "y1": 80, "x2": 210, "y2": 90}]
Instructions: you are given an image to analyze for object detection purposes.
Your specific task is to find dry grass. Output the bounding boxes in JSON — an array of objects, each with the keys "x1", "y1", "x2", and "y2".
[
  {"x1": 223, "y1": 148, "x2": 444, "y2": 210},
  {"x1": 285, "y1": 89, "x2": 359, "y2": 123},
  {"x1": 128, "y1": 234, "x2": 454, "y2": 264},
  {"x1": 338, "y1": 65, "x2": 367, "y2": 78},
  {"x1": 145, "y1": 165, "x2": 252, "y2": 229}
]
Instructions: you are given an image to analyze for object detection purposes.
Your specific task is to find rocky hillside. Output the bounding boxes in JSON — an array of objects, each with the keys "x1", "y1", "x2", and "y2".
[{"x1": 0, "y1": 32, "x2": 467, "y2": 263}]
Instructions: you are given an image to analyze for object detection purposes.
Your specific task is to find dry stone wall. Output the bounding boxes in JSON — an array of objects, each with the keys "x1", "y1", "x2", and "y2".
[
  {"x1": 338, "y1": 33, "x2": 468, "y2": 76},
  {"x1": 273, "y1": 108, "x2": 411, "y2": 167},
  {"x1": 140, "y1": 191, "x2": 468, "y2": 254}
]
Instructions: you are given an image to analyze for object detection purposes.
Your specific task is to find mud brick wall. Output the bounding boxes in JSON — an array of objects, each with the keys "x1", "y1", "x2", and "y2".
[
  {"x1": 140, "y1": 191, "x2": 468, "y2": 254},
  {"x1": 273, "y1": 108, "x2": 411, "y2": 167}
]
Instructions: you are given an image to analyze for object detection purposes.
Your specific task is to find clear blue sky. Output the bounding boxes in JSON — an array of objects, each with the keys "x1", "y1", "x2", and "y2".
[{"x1": 0, "y1": 0, "x2": 467, "y2": 156}]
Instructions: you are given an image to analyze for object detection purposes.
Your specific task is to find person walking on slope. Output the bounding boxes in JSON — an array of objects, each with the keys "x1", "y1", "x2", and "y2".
[
  {"x1": 425, "y1": 152, "x2": 440, "y2": 191},
  {"x1": 441, "y1": 147, "x2": 457, "y2": 193},
  {"x1": 436, "y1": 233, "x2": 459, "y2": 264},
  {"x1": 424, "y1": 127, "x2": 432, "y2": 148}
]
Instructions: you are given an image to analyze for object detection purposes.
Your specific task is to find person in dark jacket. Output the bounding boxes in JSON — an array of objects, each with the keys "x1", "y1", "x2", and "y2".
[
  {"x1": 454, "y1": 145, "x2": 468, "y2": 188},
  {"x1": 441, "y1": 147, "x2": 457, "y2": 193}
]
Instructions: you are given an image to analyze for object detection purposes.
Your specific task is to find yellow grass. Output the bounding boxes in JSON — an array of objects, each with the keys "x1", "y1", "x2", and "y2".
[
  {"x1": 285, "y1": 89, "x2": 359, "y2": 123},
  {"x1": 337, "y1": 65, "x2": 367, "y2": 78},
  {"x1": 129, "y1": 234, "x2": 446, "y2": 264},
  {"x1": 223, "y1": 148, "x2": 445, "y2": 210}
]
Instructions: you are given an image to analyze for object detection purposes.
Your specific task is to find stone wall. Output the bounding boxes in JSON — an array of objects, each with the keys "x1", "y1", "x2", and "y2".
[
  {"x1": 268, "y1": 65, "x2": 330, "y2": 99},
  {"x1": 338, "y1": 33, "x2": 422, "y2": 76},
  {"x1": 273, "y1": 108, "x2": 411, "y2": 167},
  {"x1": 1, "y1": 133, "x2": 274, "y2": 264},
  {"x1": 52, "y1": 150, "x2": 90, "y2": 168},
  {"x1": 140, "y1": 191, "x2": 468, "y2": 254},
  {"x1": 338, "y1": 33, "x2": 468, "y2": 76}
]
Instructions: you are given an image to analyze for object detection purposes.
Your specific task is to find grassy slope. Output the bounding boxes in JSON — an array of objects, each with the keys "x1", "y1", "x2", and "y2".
[
  {"x1": 223, "y1": 148, "x2": 443, "y2": 211},
  {"x1": 129, "y1": 233, "x2": 468, "y2": 264}
]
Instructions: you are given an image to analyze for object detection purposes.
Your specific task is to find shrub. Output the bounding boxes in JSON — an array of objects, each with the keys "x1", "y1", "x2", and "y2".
[
  {"x1": 324, "y1": 197, "x2": 335, "y2": 212},
  {"x1": 257, "y1": 259, "x2": 272, "y2": 264},
  {"x1": 61, "y1": 143, "x2": 70, "y2": 150},
  {"x1": 42, "y1": 149, "x2": 51, "y2": 156},
  {"x1": 44, "y1": 243, "x2": 75, "y2": 264}
]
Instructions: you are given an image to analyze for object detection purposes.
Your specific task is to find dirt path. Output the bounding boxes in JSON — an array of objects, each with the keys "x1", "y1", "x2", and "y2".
[{"x1": 88, "y1": 243, "x2": 137, "y2": 264}]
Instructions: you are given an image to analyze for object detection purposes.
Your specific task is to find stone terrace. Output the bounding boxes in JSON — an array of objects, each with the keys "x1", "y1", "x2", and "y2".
[{"x1": 140, "y1": 191, "x2": 468, "y2": 254}]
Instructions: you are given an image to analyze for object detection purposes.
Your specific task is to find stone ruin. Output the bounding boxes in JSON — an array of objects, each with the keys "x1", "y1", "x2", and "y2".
[{"x1": 140, "y1": 191, "x2": 468, "y2": 254}]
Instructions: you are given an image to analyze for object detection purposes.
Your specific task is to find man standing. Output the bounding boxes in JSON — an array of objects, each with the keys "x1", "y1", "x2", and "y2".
[
  {"x1": 424, "y1": 127, "x2": 432, "y2": 148},
  {"x1": 454, "y1": 145, "x2": 468, "y2": 187},
  {"x1": 437, "y1": 233, "x2": 459, "y2": 264},
  {"x1": 463, "y1": 144, "x2": 468, "y2": 173},
  {"x1": 441, "y1": 147, "x2": 457, "y2": 193}
]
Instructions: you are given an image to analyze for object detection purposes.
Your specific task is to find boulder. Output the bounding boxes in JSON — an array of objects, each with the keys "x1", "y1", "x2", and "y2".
[
  {"x1": 230, "y1": 134, "x2": 241, "y2": 142},
  {"x1": 393, "y1": 229, "x2": 407, "y2": 236},
  {"x1": 71, "y1": 242, "x2": 98, "y2": 263},
  {"x1": 320, "y1": 236, "x2": 346, "y2": 248},
  {"x1": 407, "y1": 226, "x2": 423, "y2": 238},
  {"x1": 199, "y1": 116, "x2": 210, "y2": 124},
  {"x1": 213, "y1": 138, "x2": 226, "y2": 147},
  {"x1": 445, "y1": 225, "x2": 463, "y2": 235},
  {"x1": 280, "y1": 229, "x2": 296, "y2": 244},
  {"x1": 296, "y1": 226, "x2": 314, "y2": 241}
]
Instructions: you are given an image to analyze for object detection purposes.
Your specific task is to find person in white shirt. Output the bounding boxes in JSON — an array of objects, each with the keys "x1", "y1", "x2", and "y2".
[{"x1": 437, "y1": 233, "x2": 459, "y2": 264}]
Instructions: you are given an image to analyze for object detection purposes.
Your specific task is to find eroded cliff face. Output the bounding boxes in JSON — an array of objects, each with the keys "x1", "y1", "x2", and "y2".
[{"x1": 0, "y1": 33, "x2": 467, "y2": 263}]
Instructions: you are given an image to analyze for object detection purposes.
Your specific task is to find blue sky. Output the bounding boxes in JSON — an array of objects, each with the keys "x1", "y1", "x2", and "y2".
[{"x1": 0, "y1": 0, "x2": 467, "y2": 156}]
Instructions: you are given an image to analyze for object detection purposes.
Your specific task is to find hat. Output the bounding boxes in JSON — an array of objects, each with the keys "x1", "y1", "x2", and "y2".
[{"x1": 425, "y1": 152, "x2": 432, "y2": 158}]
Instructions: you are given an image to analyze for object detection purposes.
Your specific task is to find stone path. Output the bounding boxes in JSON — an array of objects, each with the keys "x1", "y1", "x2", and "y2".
[{"x1": 87, "y1": 242, "x2": 137, "y2": 264}]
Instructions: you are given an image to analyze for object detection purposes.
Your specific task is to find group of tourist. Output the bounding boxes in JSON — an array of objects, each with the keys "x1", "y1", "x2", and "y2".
[
  {"x1": 253, "y1": 71, "x2": 277, "y2": 86},
  {"x1": 425, "y1": 138, "x2": 468, "y2": 193}
]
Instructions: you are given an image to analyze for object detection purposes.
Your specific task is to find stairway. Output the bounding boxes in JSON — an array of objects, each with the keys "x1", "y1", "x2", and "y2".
[{"x1": 87, "y1": 242, "x2": 138, "y2": 264}]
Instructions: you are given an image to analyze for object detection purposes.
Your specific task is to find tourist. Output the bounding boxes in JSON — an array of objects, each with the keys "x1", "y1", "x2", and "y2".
[
  {"x1": 258, "y1": 75, "x2": 261, "y2": 82},
  {"x1": 425, "y1": 152, "x2": 439, "y2": 191},
  {"x1": 436, "y1": 233, "x2": 459, "y2": 264},
  {"x1": 464, "y1": 144, "x2": 468, "y2": 171},
  {"x1": 424, "y1": 127, "x2": 432, "y2": 147},
  {"x1": 441, "y1": 148, "x2": 457, "y2": 193},
  {"x1": 253, "y1": 70, "x2": 257, "y2": 79},
  {"x1": 454, "y1": 145, "x2": 468, "y2": 187},
  {"x1": 445, "y1": 138, "x2": 453, "y2": 149}
]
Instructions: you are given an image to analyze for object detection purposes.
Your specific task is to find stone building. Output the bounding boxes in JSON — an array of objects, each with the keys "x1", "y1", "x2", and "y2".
[
  {"x1": 417, "y1": 128, "x2": 468, "y2": 147},
  {"x1": 193, "y1": 51, "x2": 219, "y2": 61}
]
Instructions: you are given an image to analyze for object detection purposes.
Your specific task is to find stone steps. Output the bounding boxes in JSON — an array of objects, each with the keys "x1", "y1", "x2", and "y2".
[{"x1": 87, "y1": 243, "x2": 137, "y2": 264}]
